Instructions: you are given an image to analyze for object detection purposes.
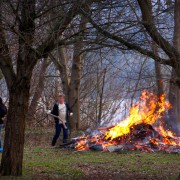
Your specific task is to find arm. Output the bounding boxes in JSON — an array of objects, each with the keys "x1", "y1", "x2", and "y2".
[
  {"x1": 66, "y1": 103, "x2": 73, "y2": 116},
  {"x1": 48, "y1": 113, "x2": 67, "y2": 129},
  {"x1": 0, "y1": 105, "x2": 7, "y2": 118},
  {"x1": 51, "y1": 104, "x2": 57, "y2": 115},
  {"x1": 66, "y1": 103, "x2": 73, "y2": 114},
  {"x1": 50, "y1": 103, "x2": 59, "y2": 122},
  {"x1": 46, "y1": 103, "x2": 67, "y2": 128}
]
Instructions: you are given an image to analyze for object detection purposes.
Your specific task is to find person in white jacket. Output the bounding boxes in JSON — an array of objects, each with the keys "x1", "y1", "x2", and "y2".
[{"x1": 51, "y1": 94, "x2": 72, "y2": 146}]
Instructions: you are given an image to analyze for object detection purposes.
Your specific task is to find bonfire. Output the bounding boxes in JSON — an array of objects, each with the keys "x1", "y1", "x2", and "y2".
[{"x1": 68, "y1": 91, "x2": 180, "y2": 154}]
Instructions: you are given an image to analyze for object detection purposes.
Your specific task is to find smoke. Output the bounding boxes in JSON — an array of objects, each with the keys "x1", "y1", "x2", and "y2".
[{"x1": 165, "y1": 116, "x2": 180, "y2": 136}]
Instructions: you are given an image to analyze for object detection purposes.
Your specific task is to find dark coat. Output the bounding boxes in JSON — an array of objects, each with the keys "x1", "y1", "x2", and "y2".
[
  {"x1": 51, "y1": 102, "x2": 72, "y2": 124},
  {"x1": 0, "y1": 104, "x2": 7, "y2": 124}
]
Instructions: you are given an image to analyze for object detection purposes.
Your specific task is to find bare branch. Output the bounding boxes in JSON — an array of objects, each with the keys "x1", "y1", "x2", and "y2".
[
  {"x1": 0, "y1": 2, "x2": 16, "y2": 89},
  {"x1": 137, "y1": 0, "x2": 180, "y2": 64},
  {"x1": 80, "y1": 9, "x2": 172, "y2": 66}
]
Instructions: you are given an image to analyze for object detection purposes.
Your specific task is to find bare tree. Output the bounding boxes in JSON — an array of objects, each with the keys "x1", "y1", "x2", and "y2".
[
  {"x1": 0, "y1": 0, "x2": 89, "y2": 176},
  {"x1": 50, "y1": 14, "x2": 88, "y2": 131},
  {"x1": 27, "y1": 58, "x2": 50, "y2": 125}
]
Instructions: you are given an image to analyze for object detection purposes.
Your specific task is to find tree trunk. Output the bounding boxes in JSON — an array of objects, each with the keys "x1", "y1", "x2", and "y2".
[
  {"x1": 0, "y1": 78, "x2": 31, "y2": 176},
  {"x1": 0, "y1": 0, "x2": 83, "y2": 176},
  {"x1": 49, "y1": 49, "x2": 70, "y2": 99},
  {"x1": 27, "y1": 59, "x2": 50, "y2": 124},
  {"x1": 0, "y1": 0, "x2": 35, "y2": 175},
  {"x1": 57, "y1": 48, "x2": 70, "y2": 98},
  {"x1": 97, "y1": 68, "x2": 107, "y2": 124},
  {"x1": 168, "y1": 0, "x2": 180, "y2": 135},
  {"x1": 154, "y1": 61, "x2": 164, "y2": 95},
  {"x1": 69, "y1": 16, "x2": 88, "y2": 131},
  {"x1": 51, "y1": 45, "x2": 83, "y2": 131},
  {"x1": 51, "y1": 15, "x2": 87, "y2": 131},
  {"x1": 152, "y1": 42, "x2": 164, "y2": 95},
  {"x1": 169, "y1": 72, "x2": 180, "y2": 134},
  {"x1": 68, "y1": 43, "x2": 83, "y2": 131}
]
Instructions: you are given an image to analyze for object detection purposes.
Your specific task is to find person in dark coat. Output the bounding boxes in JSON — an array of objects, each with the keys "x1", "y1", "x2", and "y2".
[
  {"x1": 51, "y1": 94, "x2": 72, "y2": 146},
  {"x1": 0, "y1": 97, "x2": 7, "y2": 150}
]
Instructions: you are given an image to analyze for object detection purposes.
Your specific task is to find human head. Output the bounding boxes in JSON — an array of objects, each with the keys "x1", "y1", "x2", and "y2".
[{"x1": 57, "y1": 94, "x2": 65, "y2": 104}]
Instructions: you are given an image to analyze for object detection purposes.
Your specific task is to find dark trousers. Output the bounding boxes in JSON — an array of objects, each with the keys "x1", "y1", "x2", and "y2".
[{"x1": 52, "y1": 122, "x2": 68, "y2": 145}]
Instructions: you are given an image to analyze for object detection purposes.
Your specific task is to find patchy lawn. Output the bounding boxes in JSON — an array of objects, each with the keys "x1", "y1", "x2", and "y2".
[
  {"x1": 22, "y1": 147, "x2": 180, "y2": 180},
  {"x1": 0, "y1": 130, "x2": 180, "y2": 180}
]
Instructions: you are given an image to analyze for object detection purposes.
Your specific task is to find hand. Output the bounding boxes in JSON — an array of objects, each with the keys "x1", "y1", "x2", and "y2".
[
  {"x1": 46, "y1": 110, "x2": 51, "y2": 114},
  {"x1": 70, "y1": 112, "x2": 73, "y2": 116}
]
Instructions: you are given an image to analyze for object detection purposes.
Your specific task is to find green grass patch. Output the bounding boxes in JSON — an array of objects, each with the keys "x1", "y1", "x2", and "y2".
[
  {"x1": 20, "y1": 146, "x2": 180, "y2": 179},
  {"x1": 0, "y1": 147, "x2": 180, "y2": 180}
]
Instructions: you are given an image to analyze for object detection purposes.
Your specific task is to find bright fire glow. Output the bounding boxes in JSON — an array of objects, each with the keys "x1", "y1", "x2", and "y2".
[
  {"x1": 75, "y1": 91, "x2": 179, "y2": 151},
  {"x1": 154, "y1": 125, "x2": 180, "y2": 146},
  {"x1": 105, "y1": 91, "x2": 171, "y2": 140}
]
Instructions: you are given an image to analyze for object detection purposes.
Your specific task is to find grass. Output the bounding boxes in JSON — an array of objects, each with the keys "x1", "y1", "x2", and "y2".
[
  {"x1": 0, "y1": 130, "x2": 180, "y2": 180},
  {"x1": 24, "y1": 148, "x2": 180, "y2": 179}
]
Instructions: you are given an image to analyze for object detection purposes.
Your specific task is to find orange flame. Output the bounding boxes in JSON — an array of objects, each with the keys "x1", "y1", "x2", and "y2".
[
  {"x1": 75, "y1": 135, "x2": 89, "y2": 151},
  {"x1": 104, "y1": 91, "x2": 171, "y2": 140},
  {"x1": 75, "y1": 91, "x2": 179, "y2": 151},
  {"x1": 154, "y1": 125, "x2": 180, "y2": 146}
]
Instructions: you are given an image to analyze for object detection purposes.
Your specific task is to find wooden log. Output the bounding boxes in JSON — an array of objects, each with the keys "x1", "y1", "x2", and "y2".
[
  {"x1": 89, "y1": 144, "x2": 103, "y2": 151},
  {"x1": 98, "y1": 125, "x2": 115, "y2": 131},
  {"x1": 106, "y1": 144, "x2": 136, "y2": 152}
]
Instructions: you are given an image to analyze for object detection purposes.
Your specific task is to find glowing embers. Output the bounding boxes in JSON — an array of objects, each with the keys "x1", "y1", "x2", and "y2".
[{"x1": 74, "y1": 91, "x2": 179, "y2": 153}]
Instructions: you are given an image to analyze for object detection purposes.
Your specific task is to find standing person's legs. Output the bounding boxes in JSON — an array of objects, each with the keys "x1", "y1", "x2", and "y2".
[
  {"x1": 62, "y1": 123, "x2": 68, "y2": 143},
  {"x1": 52, "y1": 122, "x2": 61, "y2": 146},
  {"x1": 0, "y1": 124, "x2": 3, "y2": 149}
]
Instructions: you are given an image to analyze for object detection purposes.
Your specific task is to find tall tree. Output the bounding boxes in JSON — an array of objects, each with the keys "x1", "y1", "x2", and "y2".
[
  {"x1": 27, "y1": 58, "x2": 50, "y2": 124},
  {"x1": 68, "y1": 15, "x2": 87, "y2": 130},
  {"x1": 152, "y1": 44, "x2": 164, "y2": 96},
  {"x1": 169, "y1": 0, "x2": 180, "y2": 133},
  {"x1": 50, "y1": 14, "x2": 88, "y2": 131},
  {"x1": 0, "y1": 0, "x2": 85, "y2": 176}
]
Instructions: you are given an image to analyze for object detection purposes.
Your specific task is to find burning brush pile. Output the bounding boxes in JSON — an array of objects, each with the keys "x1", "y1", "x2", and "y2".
[{"x1": 69, "y1": 91, "x2": 180, "y2": 153}]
